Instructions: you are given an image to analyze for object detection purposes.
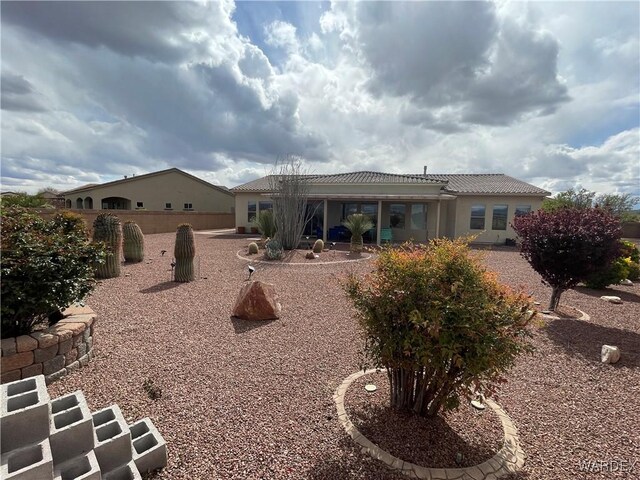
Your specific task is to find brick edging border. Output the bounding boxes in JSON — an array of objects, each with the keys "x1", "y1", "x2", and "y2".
[
  {"x1": 1, "y1": 305, "x2": 97, "y2": 385},
  {"x1": 334, "y1": 369, "x2": 526, "y2": 479}
]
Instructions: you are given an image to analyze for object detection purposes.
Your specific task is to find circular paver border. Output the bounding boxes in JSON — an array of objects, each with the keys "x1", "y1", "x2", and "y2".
[
  {"x1": 236, "y1": 249, "x2": 374, "y2": 265},
  {"x1": 334, "y1": 369, "x2": 525, "y2": 480},
  {"x1": 537, "y1": 306, "x2": 590, "y2": 321}
]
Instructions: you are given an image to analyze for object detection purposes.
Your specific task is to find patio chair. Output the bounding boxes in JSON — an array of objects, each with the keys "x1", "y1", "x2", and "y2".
[{"x1": 380, "y1": 228, "x2": 392, "y2": 244}]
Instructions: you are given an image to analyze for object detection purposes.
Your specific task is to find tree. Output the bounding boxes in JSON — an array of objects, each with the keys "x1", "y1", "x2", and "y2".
[
  {"x1": 512, "y1": 208, "x2": 622, "y2": 311},
  {"x1": 594, "y1": 193, "x2": 640, "y2": 223},
  {"x1": 268, "y1": 155, "x2": 316, "y2": 250},
  {"x1": 541, "y1": 188, "x2": 595, "y2": 212},
  {"x1": 344, "y1": 238, "x2": 534, "y2": 418}
]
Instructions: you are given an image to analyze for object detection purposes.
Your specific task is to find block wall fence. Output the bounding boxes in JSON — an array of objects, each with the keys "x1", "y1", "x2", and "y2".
[
  {"x1": 35, "y1": 208, "x2": 235, "y2": 234},
  {"x1": 1, "y1": 306, "x2": 97, "y2": 385}
]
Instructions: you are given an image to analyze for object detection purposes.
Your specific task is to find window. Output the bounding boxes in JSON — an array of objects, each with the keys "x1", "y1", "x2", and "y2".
[
  {"x1": 184, "y1": 203, "x2": 193, "y2": 210},
  {"x1": 410, "y1": 204, "x2": 427, "y2": 230},
  {"x1": 258, "y1": 201, "x2": 273, "y2": 212},
  {"x1": 390, "y1": 204, "x2": 406, "y2": 229},
  {"x1": 136, "y1": 202, "x2": 144, "y2": 208},
  {"x1": 515, "y1": 205, "x2": 531, "y2": 217},
  {"x1": 492, "y1": 205, "x2": 508, "y2": 230},
  {"x1": 342, "y1": 203, "x2": 358, "y2": 220},
  {"x1": 248, "y1": 201, "x2": 256, "y2": 222},
  {"x1": 165, "y1": 203, "x2": 172, "y2": 210},
  {"x1": 470, "y1": 205, "x2": 485, "y2": 229}
]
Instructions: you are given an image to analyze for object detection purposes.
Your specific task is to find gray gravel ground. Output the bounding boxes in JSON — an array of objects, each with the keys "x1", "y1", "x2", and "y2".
[{"x1": 47, "y1": 235, "x2": 640, "y2": 479}]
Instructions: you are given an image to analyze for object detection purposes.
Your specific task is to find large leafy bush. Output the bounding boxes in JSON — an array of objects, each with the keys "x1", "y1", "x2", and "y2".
[
  {"x1": 1, "y1": 208, "x2": 105, "y2": 338},
  {"x1": 584, "y1": 240, "x2": 640, "y2": 287},
  {"x1": 512, "y1": 208, "x2": 622, "y2": 310},
  {"x1": 344, "y1": 238, "x2": 533, "y2": 418}
]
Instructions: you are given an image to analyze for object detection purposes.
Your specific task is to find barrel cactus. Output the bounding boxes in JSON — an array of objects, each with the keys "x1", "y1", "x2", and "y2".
[
  {"x1": 248, "y1": 242, "x2": 259, "y2": 255},
  {"x1": 92, "y1": 213, "x2": 122, "y2": 278},
  {"x1": 123, "y1": 221, "x2": 144, "y2": 263},
  {"x1": 313, "y1": 239, "x2": 324, "y2": 254},
  {"x1": 174, "y1": 223, "x2": 196, "y2": 282}
]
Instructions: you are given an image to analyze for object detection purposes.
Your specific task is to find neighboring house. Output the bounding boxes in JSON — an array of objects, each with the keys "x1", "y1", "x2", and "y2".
[
  {"x1": 62, "y1": 168, "x2": 235, "y2": 213},
  {"x1": 231, "y1": 171, "x2": 550, "y2": 244}
]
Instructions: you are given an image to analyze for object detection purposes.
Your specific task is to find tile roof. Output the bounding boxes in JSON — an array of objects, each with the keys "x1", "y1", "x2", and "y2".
[
  {"x1": 426, "y1": 174, "x2": 550, "y2": 195},
  {"x1": 231, "y1": 171, "x2": 444, "y2": 192},
  {"x1": 232, "y1": 171, "x2": 549, "y2": 196}
]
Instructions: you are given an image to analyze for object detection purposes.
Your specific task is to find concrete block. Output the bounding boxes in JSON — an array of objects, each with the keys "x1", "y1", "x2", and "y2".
[
  {"x1": 0, "y1": 438, "x2": 54, "y2": 480},
  {"x1": 49, "y1": 391, "x2": 94, "y2": 465},
  {"x1": 1, "y1": 376, "x2": 50, "y2": 453},
  {"x1": 103, "y1": 460, "x2": 142, "y2": 480},
  {"x1": 53, "y1": 450, "x2": 100, "y2": 480},
  {"x1": 129, "y1": 418, "x2": 168, "y2": 474},
  {"x1": 92, "y1": 405, "x2": 132, "y2": 473}
]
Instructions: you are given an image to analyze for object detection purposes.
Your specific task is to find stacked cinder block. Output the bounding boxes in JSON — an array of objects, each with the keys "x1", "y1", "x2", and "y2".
[{"x1": 1, "y1": 376, "x2": 167, "y2": 479}]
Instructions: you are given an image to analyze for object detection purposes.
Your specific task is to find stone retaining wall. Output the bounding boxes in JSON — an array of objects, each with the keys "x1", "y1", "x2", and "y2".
[{"x1": 1, "y1": 306, "x2": 96, "y2": 385}]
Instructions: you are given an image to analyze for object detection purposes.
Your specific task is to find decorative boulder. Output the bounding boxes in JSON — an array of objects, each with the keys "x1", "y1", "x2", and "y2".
[
  {"x1": 601, "y1": 345, "x2": 621, "y2": 364},
  {"x1": 305, "y1": 251, "x2": 315, "y2": 260},
  {"x1": 600, "y1": 295, "x2": 623, "y2": 304},
  {"x1": 232, "y1": 281, "x2": 281, "y2": 321}
]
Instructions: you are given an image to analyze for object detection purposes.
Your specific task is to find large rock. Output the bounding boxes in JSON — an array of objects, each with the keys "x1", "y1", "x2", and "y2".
[
  {"x1": 601, "y1": 345, "x2": 621, "y2": 364},
  {"x1": 600, "y1": 295, "x2": 623, "y2": 304},
  {"x1": 232, "y1": 281, "x2": 281, "y2": 321}
]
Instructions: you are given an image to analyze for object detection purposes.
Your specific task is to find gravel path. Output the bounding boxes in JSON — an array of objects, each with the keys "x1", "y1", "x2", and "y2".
[{"x1": 47, "y1": 235, "x2": 639, "y2": 479}]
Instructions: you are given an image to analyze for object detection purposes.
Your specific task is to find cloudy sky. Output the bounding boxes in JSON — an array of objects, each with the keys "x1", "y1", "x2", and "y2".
[{"x1": 1, "y1": 1, "x2": 638, "y2": 198}]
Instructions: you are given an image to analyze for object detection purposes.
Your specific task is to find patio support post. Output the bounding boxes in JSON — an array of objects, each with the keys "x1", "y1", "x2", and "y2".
[
  {"x1": 323, "y1": 199, "x2": 328, "y2": 242},
  {"x1": 377, "y1": 200, "x2": 382, "y2": 246},
  {"x1": 435, "y1": 199, "x2": 441, "y2": 238}
]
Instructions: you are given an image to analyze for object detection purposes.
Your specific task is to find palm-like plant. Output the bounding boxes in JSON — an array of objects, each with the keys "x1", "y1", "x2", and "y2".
[
  {"x1": 252, "y1": 210, "x2": 277, "y2": 239},
  {"x1": 343, "y1": 214, "x2": 374, "y2": 255}
]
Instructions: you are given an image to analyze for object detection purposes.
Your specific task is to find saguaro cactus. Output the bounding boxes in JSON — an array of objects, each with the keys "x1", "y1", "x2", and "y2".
[
  {"x1": 123, "y1": 221, "x2": 144, "y2": 263},
  {"x1": 174, "y1": 223, "x2": 196, "y2": 282},
  {"x1": 93, "y1": 213, "x2": 122, "y2": 278}
]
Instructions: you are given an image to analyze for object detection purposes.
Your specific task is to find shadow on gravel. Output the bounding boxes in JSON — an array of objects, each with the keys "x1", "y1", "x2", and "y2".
[
  {"x1": 308, "y1": 436, "x2": 405, "y2": 480},
  {"x1": 139, "y1": 282, "x2": 182, "y2": 294},
  {"x1": 574, "y1": 286, "x2": 640, "y2": 303},
  {"x1": 230, "y1": 316, "x2": 276, "y2": 334},
  {"x1": 544, "y1": 318, "x2": 640, "y2": 368}
]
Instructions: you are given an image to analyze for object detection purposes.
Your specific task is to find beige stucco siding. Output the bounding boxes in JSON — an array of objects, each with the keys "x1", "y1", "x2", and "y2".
[
  {"x1": 64, "y1": 171, "x2": 234, "y2": 213},
  {"x1": 453, "y1": 195, "x2": 545, "y2": 243}
]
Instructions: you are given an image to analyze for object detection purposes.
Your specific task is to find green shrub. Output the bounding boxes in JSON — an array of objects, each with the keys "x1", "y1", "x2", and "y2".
[
  {"x1": 621, "y1": 240, "x2": 640, "y2": 263},
  {"x1": 1, "y1": 207, "x2": 105, "y2": 338},
  {"x1": 343, "y1": 214, "x2": 373, "y2": 255},
  {"x1": 248, "y1": 242, "x2": 259, "y2": 254},
  {"x1": 252, "y1": 210, "x2": 277, "y2": 239},
  {"x1": 344, "y1": 238, "x2": 534, "y2": 417},
  {"x1": 265, "y1": 238, "x2": 283, "y2": 260},
  {"x1": 624, "y1": 258, "x2": 640, "y2": 281},
  {"x1": 312, "y1": 239, "x2": 324, "y2": 253},
  {"x1": 584, "y1": 257, "x2": 629, "y2": 289}
]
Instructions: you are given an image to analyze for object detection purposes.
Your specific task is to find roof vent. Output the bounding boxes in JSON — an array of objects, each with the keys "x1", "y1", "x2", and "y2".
[
  {"x1": 423, "y1": 165, "x2": 427, "y2": 176},
  {"x1": 124, "y1": 175, "x2": 128, "y2": 179}
]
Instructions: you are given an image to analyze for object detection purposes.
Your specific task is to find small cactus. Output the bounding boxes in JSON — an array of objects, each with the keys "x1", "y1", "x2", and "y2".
[
  {"x1": 123, "y1": 221, "x2": 144, "y2": 263},
  {"x1": 248, "y1": 242, "x2": 259, "y2": 254},
  {"x1": 174, "y1": 223, "x2": 196, "y2": 282},
  {"x1": 313, "y1": 239, "x2": 324, "y2": 254},
  {"x1": 93, "y1": 213, "x2": 122, "y2": 279}
]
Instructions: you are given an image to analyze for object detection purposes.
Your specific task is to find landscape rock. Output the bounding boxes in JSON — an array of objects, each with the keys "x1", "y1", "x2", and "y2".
[
  {"x1": 601, "y1": 345, "x2": 621, "y2": 364},
  {"x1": 305, "y1": 251, "x2": 315, "y2": 260},
  {"x1": 232, "y1": 281, "x2": 281, "y2": 321},
  {"x1": 600, "y1": 295, "x2": 623, "y2": 304},
  {"x1": 619, "y1": 279, "x2": 633, "y2": 286}
]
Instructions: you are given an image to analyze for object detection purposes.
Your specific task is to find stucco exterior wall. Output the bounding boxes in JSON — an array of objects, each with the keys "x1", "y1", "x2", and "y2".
[
  {"x1": 453, "y1": 195, "x2": 545, "y2": 243},
  {"x1": 64, "y1": 171, "x2": 234, "y2": 213}
]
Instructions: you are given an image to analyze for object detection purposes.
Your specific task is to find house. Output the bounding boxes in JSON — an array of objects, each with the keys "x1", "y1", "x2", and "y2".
[
  {"x1": 62, "y1": 168, "x2": 235, "y2": 213},
  {"x1": 231, "y1": 171, "x2": 550, "y2": 244}
]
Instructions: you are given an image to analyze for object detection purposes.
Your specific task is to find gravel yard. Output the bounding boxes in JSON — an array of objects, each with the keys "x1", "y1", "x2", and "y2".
[{"x1": 47, "y1": 234, "x2": 640, "y2": 479}]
